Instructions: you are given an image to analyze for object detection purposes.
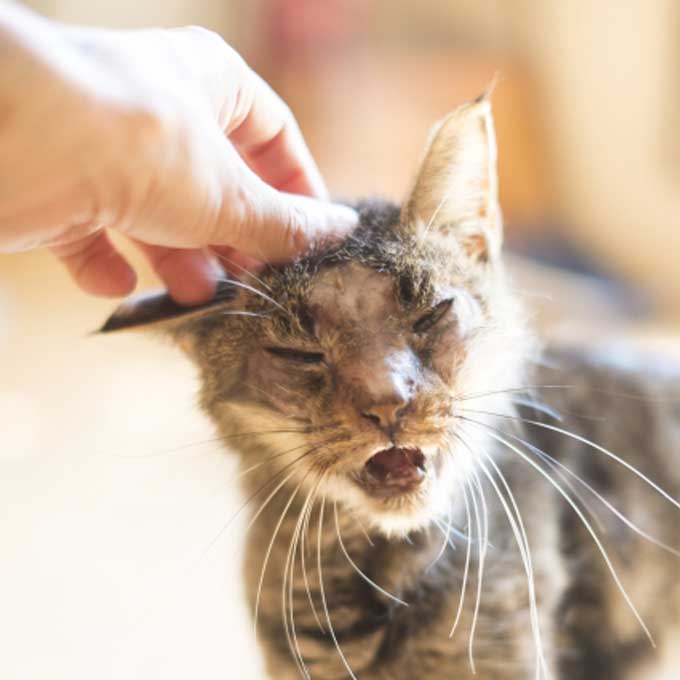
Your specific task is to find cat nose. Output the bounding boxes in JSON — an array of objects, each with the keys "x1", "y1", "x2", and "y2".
[{"x1": 361, "y1": 401, "x2": 407, "y2": 436}]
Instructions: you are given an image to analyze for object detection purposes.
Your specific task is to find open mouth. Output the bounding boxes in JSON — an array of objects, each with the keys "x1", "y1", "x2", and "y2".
[{"x1": 357, "y1": 447, "x2": 427, "y2": 498}]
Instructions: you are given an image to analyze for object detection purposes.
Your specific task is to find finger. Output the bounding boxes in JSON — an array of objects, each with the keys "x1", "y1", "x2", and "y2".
[
  {"x1": 223, "y1": 172, "x2": 358, "y2": 263},
  {"x1": 160, "y1": 29, "x2": 326, "y2": 199},
  {"x1": 133, "y1": 242, "x2": 220, "y2": 305},
  {"x1": 226, "y1": 68, "x2": 328, "y2": 199},
  {"x1": 51, "y1": 231, "x2": 137, "y2": 297}
]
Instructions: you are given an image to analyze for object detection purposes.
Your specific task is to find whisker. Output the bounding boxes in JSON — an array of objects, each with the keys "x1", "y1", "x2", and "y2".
[
  {"x1": 282, "y1": 477, "x2": 319, "y2": 679},
  {"x1": 456, "y1": 385, "x2": 575, "y2": 403},
  {"x1": 212, "y1": 252, "x2": 273, "y2": 292},
  {"x1": 459, "y1": 408, "x2": 680, "y2": 514},
  {"x1": 465, "y1": 466, "x2": 489, "y2": 674},
  {"x1": 474, "y1": 444, "x2": 548, "y2": 679},
  {"x1": 317, "y1": 494, "x2": 358, "y2": 680},
  {"x1": 244, "y1": 469, "x2": 298, "y2": 535},
  {"x1": 353, "y1": 514, "x2": 375, "y2": 547},
  {"x1": 300, "y1": 480, "x2": 325, "y2": 633},
  {"x1": 233, "y1": 435, "x2": 340, "y2": 522},
  {"x1": 426, "y1": 502, "x2": 454, "y2": 573},
  {"x1": 100, "y1": 428, "x2": 310, "y2": 459},
  {"x1": 216, "y1": 310, "x2": 269, "y2": 319},
  {"x1": 528, "y1": 445, "x2": 607, "y2": 535},
  {"x1": 462, "y1": 381, "x2": 680, "y2": 405},
  {"x1": 254, "y1": 475, "x2": 306, "y2": 635},
  {"x1": 217, "y1": 444, "x2": 316, "y2": 528},
  {"x1": 432, "y1": 519, "x2": 458, "y2": 552},
  {"x1": 449, "y1": 478, "x2": 473, "y2": 638},
  {"x1": 196, "y1": 439, "x2": 336, "y2": 564},
  {"x1": 216, "y1": 276, "x2": 292, "y2": 317},
  {"x1": 460, "y1": 415, "x2": 656, "y2": 647},
  {"x1": 334, "y1": 502, "x2": 409, "y2": 608},
  {"x1": 433, "y1": 520, "x2": 474, "y2": 546},
  {"x1": 510, "y1": 397, "x2": 563, "y2": 422},
  {"x1": 510, "y1": 397, "x2": 606, "y2": 423},
  {"x1": 507, "y1": 431, "x2": 680, "y2": 558}
]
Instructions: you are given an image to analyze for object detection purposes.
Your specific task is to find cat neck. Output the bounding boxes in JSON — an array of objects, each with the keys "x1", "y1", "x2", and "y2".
[{"x1": 241, "y1": 468, "x2": 469, "y2": 617}]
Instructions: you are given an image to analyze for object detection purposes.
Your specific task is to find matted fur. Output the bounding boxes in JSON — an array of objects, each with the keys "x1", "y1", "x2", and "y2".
[{"x1": 103, "y1": 97, "x2": 680, "y2": 679}]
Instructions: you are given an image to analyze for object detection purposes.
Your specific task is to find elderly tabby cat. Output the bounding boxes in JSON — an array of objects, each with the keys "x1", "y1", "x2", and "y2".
[{"x1": 102, "y1": 95, "x2": 680, "y2": 679}]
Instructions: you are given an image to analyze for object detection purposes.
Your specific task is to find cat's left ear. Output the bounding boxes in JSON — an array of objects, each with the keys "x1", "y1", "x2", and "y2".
[
  {"x1": 401, "y1": 93, "x2": 501, "y2": 263},
  {"x1": 97, "y1": 279, "x2": 238, "y2": 334}
]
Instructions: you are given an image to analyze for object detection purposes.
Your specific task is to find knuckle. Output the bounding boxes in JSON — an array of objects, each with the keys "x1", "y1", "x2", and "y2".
[
  {"x1": 178, "y1": 25, "x2": 225, "y2": 47},
  {"x1": 220, "y1": 183, "x2": 253, "y2": 247},
  {"x1": 283, "y1": 204, "x2": 310, "y2": 255},
  {"x1": 123, "y1": 107, "x2": 168, "y2": 145},
  {"x1": 116, "y1": 101, "x2": 174, "y2": 159},
  {"x1": 276, "y1": 99, "x2": 295, "y2": 123}
]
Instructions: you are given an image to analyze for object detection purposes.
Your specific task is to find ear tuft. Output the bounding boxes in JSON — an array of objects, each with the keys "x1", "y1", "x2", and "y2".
[{"x1": 401, "y1": 90, "x2": 501, "y2": 263}]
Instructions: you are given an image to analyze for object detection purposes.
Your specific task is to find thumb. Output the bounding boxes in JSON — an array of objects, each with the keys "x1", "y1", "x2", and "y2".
[{"x1": 218, "y1": 170, "x2": 358, "y2": 263}]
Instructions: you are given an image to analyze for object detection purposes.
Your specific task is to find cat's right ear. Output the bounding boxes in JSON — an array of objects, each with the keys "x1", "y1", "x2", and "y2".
[
  {"x1": 401, "y1": 92, "x2": 501, "y2": 264},
  {"x1": 96, "y1": 279, "x2": 239, "y2": 342}
]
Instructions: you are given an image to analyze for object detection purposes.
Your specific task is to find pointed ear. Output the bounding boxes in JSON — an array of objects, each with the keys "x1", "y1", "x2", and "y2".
[
  {"x1": 401, "y1": 94, "x2": 501, "y2": 263},
  {"x1": 97, "y1": 279, "x2": 239, "y2": 343}
]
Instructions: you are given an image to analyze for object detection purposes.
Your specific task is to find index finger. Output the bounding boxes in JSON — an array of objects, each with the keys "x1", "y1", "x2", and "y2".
[{"x1": 225, "y1": 64, "x2": 328, "y2": 200}]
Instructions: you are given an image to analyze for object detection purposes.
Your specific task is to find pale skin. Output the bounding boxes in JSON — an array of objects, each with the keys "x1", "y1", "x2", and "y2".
[{"x1": 0, "y1": 4, "x2": 357, "y2": 304}]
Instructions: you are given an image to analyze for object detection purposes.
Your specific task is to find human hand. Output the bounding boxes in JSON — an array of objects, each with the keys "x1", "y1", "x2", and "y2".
[{"x1": 0, "y1": 5, "x2": 357, "y2": 303}]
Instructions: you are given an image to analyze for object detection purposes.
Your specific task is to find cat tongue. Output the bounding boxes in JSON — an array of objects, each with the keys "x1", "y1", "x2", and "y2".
[{"x1": 365, "y1": 447, "x2": 426, "y2": 487}]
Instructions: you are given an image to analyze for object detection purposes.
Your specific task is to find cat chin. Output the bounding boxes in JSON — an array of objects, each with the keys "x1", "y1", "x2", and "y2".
[
  {"x1": 359, "y1": 485, "x2": 459, "y2": 539},
  {"x1": 366, "y1": 507, "x2": 442, "y2": 539},
  {"x1": 322, "y1": 458, "x2": 462, "y2": 539}
]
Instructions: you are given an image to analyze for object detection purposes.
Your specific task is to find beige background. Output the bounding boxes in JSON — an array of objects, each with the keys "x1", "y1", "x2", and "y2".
[
  {"x1": 1, "y1": 1, "x2": 679, "y2": 679},
  {"x1": 0, "y1": 251, "x2": 265, "y2": 679}
]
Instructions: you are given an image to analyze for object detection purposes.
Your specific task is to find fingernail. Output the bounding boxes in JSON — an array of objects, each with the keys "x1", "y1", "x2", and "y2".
[{"x1": 324, "y1": 204, "x2": 359, "y2": 238}]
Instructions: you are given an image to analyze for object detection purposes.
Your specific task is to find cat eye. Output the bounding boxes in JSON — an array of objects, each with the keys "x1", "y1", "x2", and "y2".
[
  {"x1": 265, "y1": 346, "x2": 325, "y2": 364},
  {"x1": 413, "y1": 299, "x2": 453, "y2": 334}
]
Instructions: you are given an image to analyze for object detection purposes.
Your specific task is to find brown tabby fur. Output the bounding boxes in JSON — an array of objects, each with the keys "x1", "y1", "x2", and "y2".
[{"x1": 104, "y1": 96, "x2": 680, "y2": 679}]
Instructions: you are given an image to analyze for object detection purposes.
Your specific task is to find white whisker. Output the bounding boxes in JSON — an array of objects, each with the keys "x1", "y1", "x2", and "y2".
[
  {"x1": 334, "y1": 502, "x2": 409, "y2": 607},
  {"x1": 300, "y1": 481, "x2": 325, "y2": 633},
  {"x1": 282, "y1": 480, "x2": 318, "y2": 679},
  {"x1": 510, "y1": 397, "x2": 563, "y2": 422},
  {"x1": 461, "y1": 409, "x2": 680, "y2": 514},
  {"x1": 217, "y1": 277, "x2": 291, "y2": 316},
  {"x1": 466, "y1": 466, "x2": 489, "y2": 674},
  {"x1": 449, "y1": 479, "x2": 473, "y2": 638},
  {"x1": 512, "y1": 432, "x2": 680, "y2": 558},
  {"x1": 457, "y1": 385, "x2": 575, "y2": 403},
  {"x1": 476, "y1": 449, "x2": 548, "y2": 680},
  {"x1": 427, "y1": 502, "x2": 454, "y2": 573},
  {"x1": 212, "y1": 253, "x2": 273, "y2": 292},
  {"x1": 462, "y1": 416, "x2": 656, "y2": 648},
  {"x1": 317, "y1": 496, "x2": 358, "y2": 679},
  {"x1": 254, "y1": 478, "x2": 304, "y2": 634}
]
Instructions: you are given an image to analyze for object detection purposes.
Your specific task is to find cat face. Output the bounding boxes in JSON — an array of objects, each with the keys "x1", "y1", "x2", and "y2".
[
  {"x1": 239, "y1": 258, "x2": 488, "y2": 535},
  {"x1": 102, "y1": 96, "x2": 531, "y2": 536}
]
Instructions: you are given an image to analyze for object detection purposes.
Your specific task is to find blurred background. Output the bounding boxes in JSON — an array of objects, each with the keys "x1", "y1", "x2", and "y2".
[{"x1": 1, "y1": 1, "x2": 679, "y2": 679}]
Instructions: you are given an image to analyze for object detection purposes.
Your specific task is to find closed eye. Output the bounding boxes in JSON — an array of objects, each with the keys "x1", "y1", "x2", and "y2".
[
  {"x1": 265, "y1": 347, "x2": 325, "y2": 364},
  {"x1": 413, "y1": 299, "x2": 453, "y2": 334}
]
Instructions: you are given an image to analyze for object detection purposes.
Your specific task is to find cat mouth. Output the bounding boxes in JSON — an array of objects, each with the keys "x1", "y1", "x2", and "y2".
[{"x1": 356, "y1": 446, "x2": 427, "y2": 498}]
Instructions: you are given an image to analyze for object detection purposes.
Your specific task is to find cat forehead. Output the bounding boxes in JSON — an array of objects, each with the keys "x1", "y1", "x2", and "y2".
[{"x1": 307, "y1": 263, "x2": 398, "y2": 328}]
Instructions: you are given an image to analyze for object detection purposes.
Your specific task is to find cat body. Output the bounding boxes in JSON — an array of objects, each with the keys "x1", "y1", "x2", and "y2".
[
  {"x1": 235, "y1": 334, "x2": 680, "y2": 680},
  {"x1": 103, "y1": 96, "x2": 680, "y2": 678}
]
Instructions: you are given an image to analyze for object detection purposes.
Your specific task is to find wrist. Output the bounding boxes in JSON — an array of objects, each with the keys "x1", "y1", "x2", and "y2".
[{"x1": 0, "y1": 5, "x2": 163, "y2": 252}]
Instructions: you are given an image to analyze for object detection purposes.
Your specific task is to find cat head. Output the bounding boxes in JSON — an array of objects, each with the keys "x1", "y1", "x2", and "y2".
[{"x1": 102, "y1": 96, "x2": 532, "y2": 536}]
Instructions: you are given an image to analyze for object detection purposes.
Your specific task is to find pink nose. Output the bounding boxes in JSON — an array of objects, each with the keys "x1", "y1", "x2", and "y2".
[
  {"x1": 339, "y1": 346, "x2": 419, "y2": 437},
  {"x1": 360, "y1": 401, "x2": 407, "y2": 435}
]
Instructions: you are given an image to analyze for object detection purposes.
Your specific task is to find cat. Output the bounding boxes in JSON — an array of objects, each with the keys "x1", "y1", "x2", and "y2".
[{"x1": 101, "y1": 94, "x2": 680, "y2": 679}]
